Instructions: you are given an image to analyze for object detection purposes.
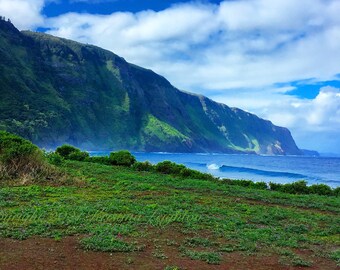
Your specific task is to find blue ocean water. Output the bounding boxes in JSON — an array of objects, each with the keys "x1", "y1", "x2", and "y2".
[{"x1": 90, "y1": 152, "x2": 340, "y2": 187}]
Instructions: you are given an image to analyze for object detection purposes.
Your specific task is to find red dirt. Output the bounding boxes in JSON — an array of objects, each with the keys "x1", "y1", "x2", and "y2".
[{"x1": 1, "y1": 232, "x2": 338, "y2": 270}]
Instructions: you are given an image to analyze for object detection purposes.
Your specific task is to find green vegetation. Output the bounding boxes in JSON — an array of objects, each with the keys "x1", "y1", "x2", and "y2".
[
  {"x1": 180, "y1": 248, "x2": 221, "y2": 264},
  {"x1": 0, "y1": 135, "x2": 339, "y2": 268},
  {"x1": 85, "y1": 155, "x2": 111, "y2": 165},
  {"x1": 80, "y1": 235, "x2": 143, "y2": 252},
  {"x1": 155, "y1": 161, "x2": 214, "y2": 181},
  {"x1": 132, "y1": 161, "x2": 154, "y2": 172},
  {"x1": 0, "y1": 131, "x2": 62, "y2": 184},
  {"x1": 56, "y1": 144, "x2": 89, "y2": 161},
  {"x1": 215, "y1": 178, "x2": 339, "y2": 197},
  {"x1": 269, "y1": 180, "x2": 340, "y2": 196},
  {"x1": 143, "y1": 114, "x2": 189, "y2": 148},
  {"x1": 222, "y1": 179, "x2": 268, "y2": 190},
  {"x1": 109, "y1": 150, "x2": 136, "y2": 166},
  {"x1": 0, "y1": 19, "x2": 302, "y2": 154}
]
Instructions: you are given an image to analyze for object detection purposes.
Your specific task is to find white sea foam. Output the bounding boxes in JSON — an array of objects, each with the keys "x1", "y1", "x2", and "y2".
[{"x1": 207, "y1": 163, "x2": 220, "y2": 170}]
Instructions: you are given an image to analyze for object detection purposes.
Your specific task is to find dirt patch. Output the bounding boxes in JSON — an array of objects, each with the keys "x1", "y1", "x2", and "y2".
[{"x1": 1, "y1": 233, "x2": 338, "y2": 270}]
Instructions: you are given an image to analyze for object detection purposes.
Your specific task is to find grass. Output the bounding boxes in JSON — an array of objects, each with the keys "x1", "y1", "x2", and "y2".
[
  {"x1": 0, "y1": 160, "x2": 339, "y2": 268},
  {"x1": 180, "y1": 248, "x2": 221, "y2": 264},
  {"x1": 80, "y1": 235, "x2": 141, "y2": 252},
  {"x1": 184, "y1": 237, "x2": 217, "y2": 248}
]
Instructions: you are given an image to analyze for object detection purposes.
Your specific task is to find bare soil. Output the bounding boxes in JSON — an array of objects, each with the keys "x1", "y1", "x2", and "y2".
[{"x1": 1, "y1": 231, "x2": 338, "y2": 270}]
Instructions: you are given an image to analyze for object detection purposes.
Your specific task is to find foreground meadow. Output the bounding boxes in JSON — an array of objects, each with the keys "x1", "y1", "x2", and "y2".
[{"x1": 0, "y1": 160, "x2": 339, "y2": 269}]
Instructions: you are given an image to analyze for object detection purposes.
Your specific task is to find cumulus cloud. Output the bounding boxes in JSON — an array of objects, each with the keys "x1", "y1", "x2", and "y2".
[
  {"x1": 213, "y1": 86, "x2": 340, "y2": 153},
  {"x1": 1, "y1": 0, "x2": 340, "y2": 152},
  {"x1": 44, "y1": 0, "x2": 340, "y2": 92},
  {"x1": 0, "y1": 0, "x2": 45, "y2": 29},
  {"x1": 45, "y1": 3, "x2": 219, "y2": 65}
]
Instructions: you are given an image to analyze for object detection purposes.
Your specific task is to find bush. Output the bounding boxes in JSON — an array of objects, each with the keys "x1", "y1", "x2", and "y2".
[
  {"x1": 85, "y1": 156, "x2": 111, "y2": 165},
  {"x1": 252, "y1": 181, "x2": 268, "y2": 190},
  {"x1": 333, "y1": 187, "x2": 340, "y2": 197},
  {"x1": 68, "y1": 151, "x2": 89, "y2": 161},
  {"x1": 0, "y1": 131, "x2": 59, "y2": 182},
  {"x1": 154, "y1": 161, "x2": 214, "y2": 180},
  {"x1": 223, "y1": 179, "x2": 267, "y2": 190},
  {"x1": 269, "y1": 182, "x2": 283, "y2": 191},
  {"x1": 236, "y1": 180, "x2": 253, "y2": 187},
  {"x1": 269, "y1": 181, "x2": 309, "y2": 194},
  {"x1": 55, "y1": 145, "x2": 89, "y2": 161},
  {"x1": 281, "y1": 180, "x2": 309, "y2": 194},
  {"x1": 309, "y1": 184, "x2": 333, "y2": 196},
  {"x1": 179, "y1": 167, "x2": 214, "y2": 180},
  {"x1": 179, "y1": 167, "x2": 196, "y2": 178},
  {"x1": 55, "y1": 145, "x2": 79, "y2": 158},
  {"x1": 268, "y1": 180, "x2": 338, "y2": 196},
  {"x1": 45, "y1": 152, "x2": 64, "y2": 166},
  {"x1": 109, "y1": 150, "x2": 136, "y2": 166},
  {"x1": 155, "y1": 161, "x2": 185, "y2": 175},
  {"x1": 0, "y1": 131, "x2": 39, "y2": 164},
  {"x1": 132, "y1": 161, "x2": 154, "y2": 172}
]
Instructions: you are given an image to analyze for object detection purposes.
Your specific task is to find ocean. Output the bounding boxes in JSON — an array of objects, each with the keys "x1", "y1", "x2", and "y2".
[{"x1": 90, "y1": 152, "x2": 340, "y2": 188}]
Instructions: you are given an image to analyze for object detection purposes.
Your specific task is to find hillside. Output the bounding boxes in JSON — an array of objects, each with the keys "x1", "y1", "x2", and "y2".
[
  {"x1": 0, "y1": 19, "x2": 301, "y2": 154},
  {"x1": 1, "y1": 159, "x2": 339, "y2": 269}
]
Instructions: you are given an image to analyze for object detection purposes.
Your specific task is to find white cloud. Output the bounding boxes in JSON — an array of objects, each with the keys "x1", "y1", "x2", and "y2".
[
  {"x1": 1, "y1": 0, "x2": 340, "y2": 153},
  {"x1": 307, "y1": 87, "x2": 340, "y2": 126},
  {"x1": 45, "y1": 3, "x2": 219, "y2": 65},
  {"x1": 212, "y1": 86, "x2": 340, "y2": 153},
  {"x1": 0, "y1": 0, "x2": 45, "y2": 29},
  {"x1": 217, "y1": 0, "x2": 330, "y2": 31},
  {"x1": 43, "y1": 0, "x2": 340, "y2": 92}
]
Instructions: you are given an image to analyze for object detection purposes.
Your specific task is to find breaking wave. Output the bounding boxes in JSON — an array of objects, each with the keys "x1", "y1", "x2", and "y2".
[
  {"x1": 207, "y1": 163, "x2": 220, "y2": 170},
  {"x1": 219, "y1": 165, "x2": 308, "y2": 179}
]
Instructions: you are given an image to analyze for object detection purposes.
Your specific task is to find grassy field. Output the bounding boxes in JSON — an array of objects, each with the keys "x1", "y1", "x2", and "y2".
[{"x1": 0, "y1": 160, "x2": 339, "y2": 269}]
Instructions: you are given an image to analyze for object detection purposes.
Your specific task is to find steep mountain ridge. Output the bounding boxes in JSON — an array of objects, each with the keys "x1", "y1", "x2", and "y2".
[{"x1": 0, "y1": 19, "x2": 301, "y2": 154}]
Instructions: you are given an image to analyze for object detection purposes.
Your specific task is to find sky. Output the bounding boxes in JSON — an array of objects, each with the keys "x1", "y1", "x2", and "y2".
[{"x1": 1, "y1": 0, "x2": 340, "y2": 154}]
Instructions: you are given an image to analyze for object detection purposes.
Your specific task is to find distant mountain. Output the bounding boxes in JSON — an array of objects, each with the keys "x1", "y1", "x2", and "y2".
[
  {"x1": 0, "y1": 19, "x2": 302, "y2": 155},
  {"x1": 301, "y1": 149, "x2": 320, "y2": 157},
  {"x1": 319, "y1": 153, "x2": 340, "y2": 158}
]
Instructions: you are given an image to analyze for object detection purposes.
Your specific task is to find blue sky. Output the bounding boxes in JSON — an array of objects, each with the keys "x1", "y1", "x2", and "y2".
[
  {"x1": 1, "y1": 0, "x2": 340, "y2": 154},
  {"x1": 43, "y1": 0, "x2": 216, "y2": 16}
]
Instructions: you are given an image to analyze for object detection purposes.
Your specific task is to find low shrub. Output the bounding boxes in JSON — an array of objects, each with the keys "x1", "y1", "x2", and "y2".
[
  {"x1": 109, "y1": 150, "x2": 136, "y2": 166},
  {"x1": 154, "y1": 161, "x2": 214, "y2": 180},
  {"x1": 85, "y1": 156, "x2": 111, "y2": 165},
  {"x1": 0, "y1": 131, "x2": 62, "y2": 183},
  {"x1": 281, "y1": 180, "x2": 309, "y2": 194},
  {"x1": 45, "y1": 152, "x2": 64, "y2": 166},
  {"x1": 179, "y1": 167, "x2": 197, "y2": 178},
  {"x1": 132, "y1": 161, "x2": 154, "y2": 172},
  {"x1": 333, "y1": 187, "x2": 340, "y2": 197},
  {"x1": 55, "y1": 145, "x2": 89, "y2": 161},
  {"x1": 268, "y1": 180, "x2": 338, "y2": 196},
  {"x1": 269, "y1": 182, "x2": 283, "y2": 191},
  {"x1": 253, "y1": 181, "x2": 268, "y2": 189},
  {"x1": 269, "y1": 181, "x2": 309, "y2": 194},
  {"x1": 309, "y1": 184, "x2": 333, "y2": 196},
  {"x1": 231, "y1": 179, "x2": 254, "y2": 187},
  {"x1": 68, "y1": 151, "x2": 89, "y2": 161},
  {"x1": 55, "y1": 145, "x2": 79, "y2": 158},
  {"x1": 222, "y1": 179, "x2": 338, "y2": 196},
  {"x1": 155, "y1": 161, "x2": 185, "y2": 175},
  {"x1": 224, "y1": 179, "x2": 268, "y2": 190},
  {"x1": 179, "y1": 167, "x2": 214, "y2": 180}
]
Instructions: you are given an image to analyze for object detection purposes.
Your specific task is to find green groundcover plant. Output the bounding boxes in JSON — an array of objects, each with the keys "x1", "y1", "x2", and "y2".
[{"x1": 0, "y1": 131, "x2": 56, "y2": 183}]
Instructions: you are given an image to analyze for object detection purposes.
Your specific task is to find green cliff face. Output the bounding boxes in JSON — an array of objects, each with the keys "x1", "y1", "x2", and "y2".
[{"x1": 0, "y1": 20, "x2": 301, "y2": 154}]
